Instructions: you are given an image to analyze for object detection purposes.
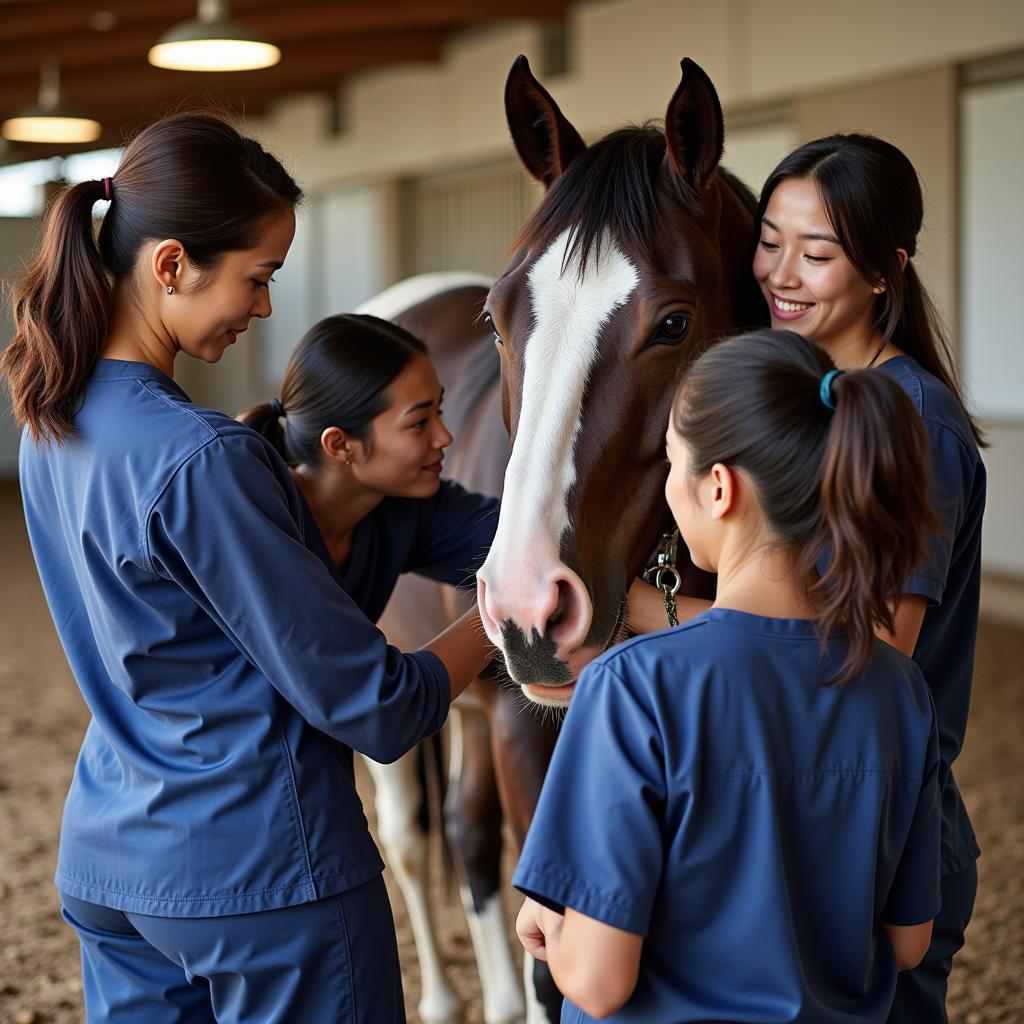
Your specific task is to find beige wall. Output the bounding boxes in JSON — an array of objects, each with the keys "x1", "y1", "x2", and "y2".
[
  {"x1": 793, "y1": 65, "x2": 959, "y2": 334},
  {"x1": 257, "y1": 0, "x2": 1024, "y2": 189}
]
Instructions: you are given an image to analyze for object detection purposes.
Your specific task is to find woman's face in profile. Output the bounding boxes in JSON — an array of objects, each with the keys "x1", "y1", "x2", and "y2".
[
  {"x1": 353, "y1": 353, "x2": 453, "y2": 499},
  {"x1": 170, "y1": 208, "x2": 295, "y2": 365}
]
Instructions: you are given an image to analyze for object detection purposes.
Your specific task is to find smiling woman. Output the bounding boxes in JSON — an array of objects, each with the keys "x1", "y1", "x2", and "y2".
[{"x1": 751, "y1": 132, "x2": 989, "y2": 1024}]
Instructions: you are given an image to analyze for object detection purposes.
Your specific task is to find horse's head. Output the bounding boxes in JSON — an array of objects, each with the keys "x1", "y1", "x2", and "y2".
[{"x1": 476, "y1": 56, "x2": 764, "y2": 706}]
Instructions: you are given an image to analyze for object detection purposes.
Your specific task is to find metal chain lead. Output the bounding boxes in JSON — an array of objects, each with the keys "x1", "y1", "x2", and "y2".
[{"x1": 642, "y1": 528, "x2": 682, "y2": 628}]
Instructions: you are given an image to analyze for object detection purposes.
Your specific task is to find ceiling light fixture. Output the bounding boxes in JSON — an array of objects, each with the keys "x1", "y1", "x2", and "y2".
[
  {"x1": 2, "y1": 61, "x2": 102, "y2": 145},
  {"x1": 148, "y1": 0, "x2": 281, "y2": 72}
]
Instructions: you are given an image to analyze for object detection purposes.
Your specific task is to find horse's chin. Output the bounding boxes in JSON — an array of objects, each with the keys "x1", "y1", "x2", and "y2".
[
  {"x1": 516, "y1": 645, "x2": 606, "y2": 708},
  {"x1": 521, "y1": 681, "x2": 577, "y2": 708}
]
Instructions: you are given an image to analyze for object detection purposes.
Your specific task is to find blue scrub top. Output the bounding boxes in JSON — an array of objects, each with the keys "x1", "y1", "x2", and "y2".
[
  {"x1": 876, "y1": 355, "x2": 986, "y2": 874},
  {"x1": 19, "y1": 358, "x2": 497, "y2": 918},
  {"x1": 513, "y1": 610, "x2": 941, "y2": 1023}
]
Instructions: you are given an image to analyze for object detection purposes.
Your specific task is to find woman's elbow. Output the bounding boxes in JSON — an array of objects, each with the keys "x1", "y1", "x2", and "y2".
[
  {"x1": 360, "y1": 733, "x2": 415, "y2": 765},
  {"x1": 573, "y1": 995, "x2": 629, "y2": 1020},
  {"x1": 887, "y1": 920, "x2": 934, "y2": 972},
  {"x1": 557, "y1": 968, "x2": 635, "y2": 1019},
  {"x1": 894, "y1": 940, "x2": 929, "y2": 972}
]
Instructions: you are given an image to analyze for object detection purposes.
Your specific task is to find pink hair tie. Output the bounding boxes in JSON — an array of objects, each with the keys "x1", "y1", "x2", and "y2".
[{"x1": 102, "y1": 177, "x2": 111, "y2": 201}]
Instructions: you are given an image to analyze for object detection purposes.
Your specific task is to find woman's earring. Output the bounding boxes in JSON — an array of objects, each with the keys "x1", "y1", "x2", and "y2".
[{"x1": 167, "y1": 285, "x2": 174, "y2": 295}]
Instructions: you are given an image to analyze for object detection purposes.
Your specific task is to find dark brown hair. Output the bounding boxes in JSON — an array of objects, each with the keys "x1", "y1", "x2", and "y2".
[
  {"x1": 756, "y1": 133, "x2": 985, "y2": 446},
  {"x1": 673, "y1": 329, "x2": 939, "y2": 683},
  {"x1": 240, "y1": 313, "x2": 428, "y2": 466},
  {"x1": 1, "y1": 112, "x2": 302, "y2": 444}
]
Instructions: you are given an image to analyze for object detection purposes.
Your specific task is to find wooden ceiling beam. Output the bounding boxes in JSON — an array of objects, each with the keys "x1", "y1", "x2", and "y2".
[
  {"x1": 0, "y1": 82, "x2": 332, "y2": 166},
  {"x1": 0, "y1": 32, "x2": 446, "y2": 115},
  {"x1": 0, "y1": 0, "x2": 567, "y2": 45},
  {"x1": 0, "y1": 20, "x2": 458, "y2": 78}
]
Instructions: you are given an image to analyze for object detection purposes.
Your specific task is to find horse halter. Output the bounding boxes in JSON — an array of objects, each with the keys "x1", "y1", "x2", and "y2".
[{"x1": 642, "y1": 529, "x2": 683, "y2": 627}]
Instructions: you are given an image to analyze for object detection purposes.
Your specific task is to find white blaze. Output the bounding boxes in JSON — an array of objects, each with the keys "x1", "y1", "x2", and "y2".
[{"x1": 479, "y1": 230, "x2": 638, "y2": 642}]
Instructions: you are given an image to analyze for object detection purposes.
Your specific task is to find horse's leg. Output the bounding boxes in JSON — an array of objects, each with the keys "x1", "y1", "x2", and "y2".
[
  {"x1": 363, "y1": 750, "x2": 463, "y2": 1024},
  {"x1": 446, "y1": 700, "x2": 525, "y2": 1024},
  {"x1": 489, "y1": 689, "x2": 563, "y2": 1024}
]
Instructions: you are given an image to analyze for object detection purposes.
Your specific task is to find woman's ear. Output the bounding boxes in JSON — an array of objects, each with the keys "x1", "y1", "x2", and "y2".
[
  {"x1": 151, "y1": 238, "x2": 185, "y2": 294},
  {"x1": 708, "y1": 462, "x2": 736, "y2": 520},
  {"x1": 873, "y1": 249, "x2": 910, "y2": 294},
  {"x1": 321, "y1": 426, "x2": 359, "y2": 466}
]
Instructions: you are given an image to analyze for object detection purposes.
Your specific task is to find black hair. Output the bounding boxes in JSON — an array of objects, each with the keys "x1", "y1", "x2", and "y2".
[{"x1": 240, "y1": 313, "x2": 428, "y2": 466}]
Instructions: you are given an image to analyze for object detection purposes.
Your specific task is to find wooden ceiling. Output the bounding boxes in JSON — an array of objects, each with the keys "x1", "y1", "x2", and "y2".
[{"x1": 0, "y1": 0, "x2": 568, "y2": 163}]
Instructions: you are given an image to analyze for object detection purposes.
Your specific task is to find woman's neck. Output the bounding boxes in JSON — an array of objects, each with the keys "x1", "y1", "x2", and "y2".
[
  {"x1": 712, "y1": 531, "x2": 816, "y2": 620},
  {"x1": 101, "y1": 287, "x2": 177, "y2": 378},
  {"x1": 291, "y1": 463, "x2": 383, "y2": 567},
  {"x1": 815, "y1": 324, "x2": 903, "y2": 371}
]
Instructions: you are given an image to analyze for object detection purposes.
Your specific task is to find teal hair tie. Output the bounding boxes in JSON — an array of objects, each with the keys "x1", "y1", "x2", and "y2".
[{"x1": 819, "y1": 369, "x2": 843, "y2": 410}]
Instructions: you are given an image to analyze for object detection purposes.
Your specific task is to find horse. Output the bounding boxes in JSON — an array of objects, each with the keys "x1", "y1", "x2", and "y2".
[
  {"x1": 477, "y1": 54, "x2": 766, "y2": 700},
  {"x1": 356, "y1": 272, "x2": 559, "y2": 1024},
  {"x1": 359, "y1": 53, "x2": 766, "y2": 1023},
  {"x1": 468, "y1": 55, "x2": 768, "y2": 1018}
]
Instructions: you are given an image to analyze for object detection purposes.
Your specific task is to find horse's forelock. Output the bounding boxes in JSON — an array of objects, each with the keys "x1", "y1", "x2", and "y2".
[{"x1": 512, "y1": 124, "x2": 671, "y2": 277}]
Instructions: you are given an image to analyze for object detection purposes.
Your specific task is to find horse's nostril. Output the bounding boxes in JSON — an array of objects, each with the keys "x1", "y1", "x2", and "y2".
[{"x1": 545, "y1": 579, "x2": 573, "y2": 634}]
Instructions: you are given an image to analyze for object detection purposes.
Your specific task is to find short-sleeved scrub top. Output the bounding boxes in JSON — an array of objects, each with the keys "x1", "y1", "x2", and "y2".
[
  {"x1": 875, "y1": 355, "x2": 986, "y2": 876},
  {"x1": 513, "y1": 609, "x2": 941, "y2": 1023},
  {"x1": 19, "y1": 358, "x2": 497, "y2": 918}
]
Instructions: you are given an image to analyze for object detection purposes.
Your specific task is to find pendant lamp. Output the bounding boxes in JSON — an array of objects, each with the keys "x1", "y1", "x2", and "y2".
[
  {"x1": 2, "y1": 61, "x2": 102, "y2": 145},
  {"x1": 148, "y1": 0, "x2": 281, "y2": 72}
]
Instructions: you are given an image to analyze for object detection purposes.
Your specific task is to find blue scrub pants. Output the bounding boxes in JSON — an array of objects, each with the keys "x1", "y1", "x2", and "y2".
[
  {"x1": 60, "y1": 874, "x2": 405, "y2": 1023},
  {"x1": 888, "y1": 860, "x2": 978, "y2": 1024}
]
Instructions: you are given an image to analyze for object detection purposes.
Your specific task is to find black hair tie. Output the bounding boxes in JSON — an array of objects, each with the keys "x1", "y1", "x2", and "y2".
[{"x1": 270, "y1": 398, "x2": 286, "y2": 419}]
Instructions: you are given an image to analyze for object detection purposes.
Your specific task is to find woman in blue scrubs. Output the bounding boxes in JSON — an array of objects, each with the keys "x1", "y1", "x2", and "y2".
[
  {"x1": 514, "y1": 331, "x2": 943, "y2": 1022},
  {"x1": 750, "y1": 135, "x2": 986, "y2": 1024},
  {"x1": 1, "y1": 114, "x2": 495, "y2": 1023},
  {"x1": 238, "y1": 312, "x2": 497, "y2": 639}
]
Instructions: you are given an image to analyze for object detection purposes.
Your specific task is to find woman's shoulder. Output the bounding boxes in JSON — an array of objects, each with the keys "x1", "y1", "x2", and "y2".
[
  {"x1": 876, "y1": 355, "x2": 978, "y2": 457},
  {"x1": 86, "y1": 359, "x2": 267, "y2": 457},
  {"x1": 582, "y1": 614, "x2": 721, "y2": 698}
]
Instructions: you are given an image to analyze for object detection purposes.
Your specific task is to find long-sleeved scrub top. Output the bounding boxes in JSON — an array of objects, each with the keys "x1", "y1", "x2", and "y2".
[
  {"x1": 19, "y1": 358, "x2": 498, "y2": 918},
  {"x1": 875, "y1": 355, "x2": 986, "y2": 875},
  {"x1": 513, "y1": 610, "x2": 942, "y2": 1023}
]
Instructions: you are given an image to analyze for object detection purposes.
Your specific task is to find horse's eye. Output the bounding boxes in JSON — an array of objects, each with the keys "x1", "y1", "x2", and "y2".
[
  {"x1": 647, "y1": 314, "x2": 691, "y2": 348},
  {"x1": 483, "y1": 312, "x2": 502, "y2": 345}
]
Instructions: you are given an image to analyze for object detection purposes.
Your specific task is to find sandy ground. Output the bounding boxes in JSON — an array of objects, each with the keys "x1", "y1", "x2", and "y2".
[{"x1": 1, "y1": 481, "x2": 1021, "y2": 1023}]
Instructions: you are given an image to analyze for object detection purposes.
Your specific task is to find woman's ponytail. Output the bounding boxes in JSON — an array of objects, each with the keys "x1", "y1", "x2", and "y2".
[
  {"x1": 238, "y1": 400, "x2": 289, "y2": 462},
  {"x1": 674, "y1": 329, "x2": 940, "y2": 684},
  {"x1": 1, "y1": 178, "x2": 111, "y2": 444},
  {"x1": 810, "y1": 370, "x2": 940, "y2": 681},
  {"x1": 896, "y1": 261, "x2": 985, "y2": 446}
]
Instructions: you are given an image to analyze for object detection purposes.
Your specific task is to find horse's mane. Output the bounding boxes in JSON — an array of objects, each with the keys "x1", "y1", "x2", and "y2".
[{"x1": 512, "y1": 123, "x2": 759, "y2": 277}]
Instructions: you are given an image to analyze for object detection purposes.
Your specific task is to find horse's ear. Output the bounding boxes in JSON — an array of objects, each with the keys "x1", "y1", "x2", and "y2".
[
  {"x1": 664, "y1": 58, "x2": 724, "y2": 196},
  {"x1": 505, "y1": 54, "x2": 587, "y2": 188}
]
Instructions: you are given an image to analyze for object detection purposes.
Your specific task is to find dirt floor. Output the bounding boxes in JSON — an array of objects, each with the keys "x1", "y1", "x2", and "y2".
[{"x1": 1, "y1": 480, "x2": 1021, "y2": 1023}]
